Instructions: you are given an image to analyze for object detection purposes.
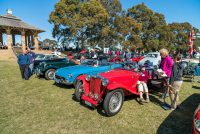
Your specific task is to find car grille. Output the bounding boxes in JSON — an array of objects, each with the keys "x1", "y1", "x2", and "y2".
[{"x1": 89, "y1": 77, "x2": 101, "y2": 94}]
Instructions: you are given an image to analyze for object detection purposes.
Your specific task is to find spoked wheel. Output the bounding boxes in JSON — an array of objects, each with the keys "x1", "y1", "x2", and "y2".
[
  {"x1": 74, "y1": 81, "x2": 84, "y2": 102},
  {"x1": 103, "y1": 89, "x2": 124, "y2": 117},
  {"x1": 45, "y1": 69, "x2": 55, "y2": 80}
]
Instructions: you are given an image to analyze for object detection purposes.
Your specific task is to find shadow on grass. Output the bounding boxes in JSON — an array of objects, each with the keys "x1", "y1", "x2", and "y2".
[
  {"x1": 52, "y1": 82, "x2": 74, "y2": 90},
  {"x1": 192, "y1": 86, "x2": 200, "y2": 89},
  {"x1": 183, "y1": 79, "x2": 192, "y2": 82},
  {"x1": 157, "y1": 93, "x2": 200, "y2": 134},
  {"x1": 149, "y1": 94, "x2": 163, "y2": 107}
]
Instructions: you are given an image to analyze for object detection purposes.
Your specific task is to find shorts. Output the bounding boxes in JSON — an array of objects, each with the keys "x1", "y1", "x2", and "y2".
[
  {"x1": 171, "y1": 81, "x2": 182, "y2": 92},
  {"x1": 137, "y1": 82, "x2": 148, "y2": 93}
]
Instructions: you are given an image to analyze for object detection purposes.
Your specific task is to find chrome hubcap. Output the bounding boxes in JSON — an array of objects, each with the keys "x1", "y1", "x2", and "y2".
[
  {"x1": 109, "y1": 92, "x2": 122, "y2": 113},
  {"x1": 48, "y1": 71, "x2": 55, "y2": 79},
  {"x1": 77, "y1": 84, "x2": 83, "y2": 98}
]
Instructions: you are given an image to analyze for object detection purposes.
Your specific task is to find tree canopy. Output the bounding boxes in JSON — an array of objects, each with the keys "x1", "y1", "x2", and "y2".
[{"x1": 49, "y1": 1, "x2": 200, "y2": 51}]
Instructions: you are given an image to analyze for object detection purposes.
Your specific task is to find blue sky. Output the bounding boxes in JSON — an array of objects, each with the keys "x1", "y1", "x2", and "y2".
[{"x1": 0, "y1": 0, "x2": 200, "y2": 43}]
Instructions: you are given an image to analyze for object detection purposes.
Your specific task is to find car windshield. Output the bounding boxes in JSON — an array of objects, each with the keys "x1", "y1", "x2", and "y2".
[
  {"x1": 146, "y1": 54, "x2": 158, "y2": 58},
  {"x1": 81, "y1": 59, "x2": 96, "y2": 65},
  {"x1": 45, "y1": 55, "x2": 53, "y2": 60},
  {"x1": 45, "y1": 55, "x2": 59, "y2": 60},
  {"x1": 35, "y1": 54, "x2": 45, "y2": 60},
  {"x1": 122, "y1": 62, "x2": 138, "y2": 70},
  {"x1": 81, "y1": 59, "x2": 109, "y2": 66}
]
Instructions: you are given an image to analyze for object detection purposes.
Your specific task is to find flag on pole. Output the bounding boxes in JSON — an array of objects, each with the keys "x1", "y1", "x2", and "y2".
[{"x1": 188, "y1": 30, "x2": 195, "y2": 55}]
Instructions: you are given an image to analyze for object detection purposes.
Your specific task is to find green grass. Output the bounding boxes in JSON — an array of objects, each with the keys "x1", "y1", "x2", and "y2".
[{"x1": 0, "y1": 60, "x2": 200, "y2": 134}]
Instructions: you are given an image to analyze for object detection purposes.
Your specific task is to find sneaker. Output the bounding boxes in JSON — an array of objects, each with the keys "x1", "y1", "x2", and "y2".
[
  {"x1": 170, "y1": 105, "x2": 176, "y2": 110},
  {"x1": 137, "y1": 98, "x2": 145, "y2": 102},
  {"x1": 171, "y1": 107, "x2": 175, "y2": 111},
  {"x1": 145, "y1": 98, "x2": 150, "y2": 103}
]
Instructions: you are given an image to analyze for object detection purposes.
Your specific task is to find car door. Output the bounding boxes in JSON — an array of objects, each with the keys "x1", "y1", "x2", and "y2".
[{"x1": 130, "y1": 71, "x2": 140, "y2": 93}]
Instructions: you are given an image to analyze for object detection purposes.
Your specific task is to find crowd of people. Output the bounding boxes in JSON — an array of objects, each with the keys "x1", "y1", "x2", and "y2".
[{"x1": 17, "y1": 48, "x2": 36, "y2": 80}]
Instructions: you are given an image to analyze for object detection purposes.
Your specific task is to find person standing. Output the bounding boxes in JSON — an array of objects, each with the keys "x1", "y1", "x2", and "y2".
[
  {"x1": 159, "y1": 48, "x2": 173, "y2": 98},
  {"x1": 18, "y1": 50, "x2": 29, "y2": 80},
  {"x1": 27, "y1": 48, "x2": 36, "y2": 75},
  {"x1": 169, "y1": 54, "x2": 184, "y2": 110},
  {"x1": 159, "y1": 48, "x2": 173, "y2": 80}
]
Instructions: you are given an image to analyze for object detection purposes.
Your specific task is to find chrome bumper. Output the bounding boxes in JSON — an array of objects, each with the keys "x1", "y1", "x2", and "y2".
[
  {"x1": 54, "y1": 75, "x2": 72, "y2": 85},
  {"x1": 35, "y1": 68, "x2": 43, "y2": 76}
]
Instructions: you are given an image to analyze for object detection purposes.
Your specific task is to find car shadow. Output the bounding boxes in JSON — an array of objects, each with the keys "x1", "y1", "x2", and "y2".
[
  {"x1": 96, "y1": 95, "x2": 142, "y2": 117},
  {"x1": 192, "y1": 85, "x2": 200, "y2": 89},
  {"x1": 156, "y1": 93, "x2": 200, "y2": 134},
  {"x1": 52, "y1": 82, "x2": 74, "y2": 90}
]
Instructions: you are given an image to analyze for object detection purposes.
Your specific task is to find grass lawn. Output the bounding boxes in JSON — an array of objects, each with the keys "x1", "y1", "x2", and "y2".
[{"x1": 0, "y1": 60, "x2": 200, "y2": 134}]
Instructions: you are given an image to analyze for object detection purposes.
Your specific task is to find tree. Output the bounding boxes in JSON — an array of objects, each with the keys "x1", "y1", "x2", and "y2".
[
  {"x1": 169, "y1": 22, "x2": 200, "y2": 51},
  {"x1": 113, "y1": 12, "x2": 142, "y2": 50},
  {"x1": 49, "y1": 0, "x2": 109, "y2": 49},
  {"x1": 127, "y1": 3, "x2": 174, "y2": 51},
  {"x1": 42, "y1": 38, "x2": 57, "y2": 49},
  {"x1": 100, "y1": 0, "x2": 122, "y2": 16}
]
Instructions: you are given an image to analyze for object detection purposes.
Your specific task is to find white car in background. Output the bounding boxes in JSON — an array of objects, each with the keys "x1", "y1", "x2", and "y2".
[
  {"x1": 139, "y1": 52, "x2": 161, "y2": 67},
  {"x1": 194, "y1": 52, "x2": 200, "y2": 58}
]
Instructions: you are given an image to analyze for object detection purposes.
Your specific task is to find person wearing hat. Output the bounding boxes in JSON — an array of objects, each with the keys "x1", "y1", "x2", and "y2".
[{"x1": 137, "y1": 67, "x2": 150, "y2": 103}]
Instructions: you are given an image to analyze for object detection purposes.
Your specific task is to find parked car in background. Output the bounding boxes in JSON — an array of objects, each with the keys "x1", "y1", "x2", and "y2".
[
  {"x1": 54, "y1": 58, "x2": 122, "y2": 86},
  {"x1": 193, "y1": 104, "x2": 200, "y2": 134},
  {"x1": 52, "y1": 51, "x2": 61, "y2": 56},
  {"x1": 194, "y1": 52, "x2": 200, "y2": 59},
  {"x1": 74, "y1": 62, "x2": 140, "y2": 116},
  {"x1": 139, "y1": 52, "x2": 161, "y2": 67},
  {"x1": 34, "y1": 54, "x2": 61, "y2": 69},
  {"x1": 35, "y1": 58, "x2": 77, "y2": 80}
]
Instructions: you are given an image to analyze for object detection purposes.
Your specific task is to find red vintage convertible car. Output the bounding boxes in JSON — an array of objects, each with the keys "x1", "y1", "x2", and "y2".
[
  {"x1": 74, "y1": 63, "x2": 141, "y2": 116},
  {"x1": 193, "y1": 105, "x2": 200, "y2": 134}
]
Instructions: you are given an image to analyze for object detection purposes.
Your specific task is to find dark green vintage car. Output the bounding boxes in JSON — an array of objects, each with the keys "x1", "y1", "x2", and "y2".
[{"x1": 35, "y1": 58, "x2": 77, "y2": 80}]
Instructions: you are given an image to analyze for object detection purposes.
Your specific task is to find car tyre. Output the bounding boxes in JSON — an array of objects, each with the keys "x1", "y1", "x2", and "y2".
[
  {"x1": 103, "y1": 89, "x2": 124, "y2": 117},
  {"x1": 74, "y1": 81, "x2": 84, "y2": 102},
  {"x1": 45, "y1": 69, "x2": 55, "y2": 80}
]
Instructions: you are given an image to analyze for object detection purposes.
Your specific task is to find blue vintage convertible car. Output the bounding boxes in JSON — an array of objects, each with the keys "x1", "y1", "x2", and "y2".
[{"x1": 54, "y1": 59, "x2": 122, "y2": 86}]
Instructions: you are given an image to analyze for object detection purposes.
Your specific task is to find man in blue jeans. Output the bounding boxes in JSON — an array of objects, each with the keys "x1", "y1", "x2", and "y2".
[{"x1": 18, "y1": 50, "x2": 29, "y2": 80}]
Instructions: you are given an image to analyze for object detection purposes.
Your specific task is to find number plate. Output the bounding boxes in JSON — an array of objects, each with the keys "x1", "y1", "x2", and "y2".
[{"x1": 85, "y1": 101, "x2": 92, "y2": 107}]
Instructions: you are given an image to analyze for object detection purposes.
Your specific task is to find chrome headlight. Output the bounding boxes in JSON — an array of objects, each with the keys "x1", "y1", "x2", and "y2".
[
  {"x1": 94, "y1": 94, "x2": 99, "y2": 100},
  {"x1": 68, "y1": 74, "x2": 73, "y2": 78},
  {"x1": 102, "y1": 78, "x2": 109, "y2": 86},
  {"x1": 85, "y1": 75, "x2": 91, "y2": 81},
  {"x1": 195, "y1": 120, "x2": 200, "y2": 132}
]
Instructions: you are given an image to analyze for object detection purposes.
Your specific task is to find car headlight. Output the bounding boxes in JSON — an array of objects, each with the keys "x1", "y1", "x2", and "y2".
[
  {"x1": 68, "y1": 74, "x2": 73, "y2": 78},
  {"x1": 102, "y1": 78, "x2": 109, "y2": 86},
  {"x1": 94, "y1": 94, "x2": 99, "y2": 100},
  {"x1": 85, "y1": 75, "x2": 91, "y2": 81},
  {"x1": 195, "y1": 120, "x2": 200, "y2": 132}
]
